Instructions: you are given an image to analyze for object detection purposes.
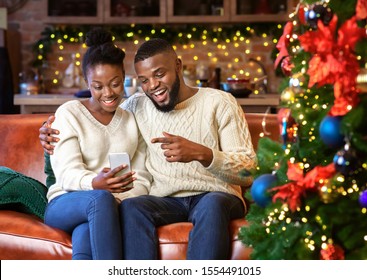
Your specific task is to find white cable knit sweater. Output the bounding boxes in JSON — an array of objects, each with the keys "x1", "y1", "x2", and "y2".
[
  {"x1": 47, "y1": 100, "x2": 152, "y2": 202},
  {"x1": 122, "y1": 87, "x2": 257, "y2": 207}
]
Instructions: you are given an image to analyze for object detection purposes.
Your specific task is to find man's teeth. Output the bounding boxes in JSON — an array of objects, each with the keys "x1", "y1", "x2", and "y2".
[
  {"x1": 104, "y1": 99, "x2": 114, "y2": 104},
  {"x1": 154, "y1": 90, "x2": 164, "y2": 96}
]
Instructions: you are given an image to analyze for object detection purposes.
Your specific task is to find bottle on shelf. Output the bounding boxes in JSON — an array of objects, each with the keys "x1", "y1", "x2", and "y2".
[{"x1": 208, "y1": 67, "x2": 221, "y2": 89}]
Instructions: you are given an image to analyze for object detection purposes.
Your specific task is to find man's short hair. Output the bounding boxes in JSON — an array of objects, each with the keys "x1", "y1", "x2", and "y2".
[{"x1": 134, "y1": 38, "x2": 175, "y2": 63}]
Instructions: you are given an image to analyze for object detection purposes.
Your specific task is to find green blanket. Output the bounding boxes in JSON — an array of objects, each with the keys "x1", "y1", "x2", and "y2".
[{"x1": 0, "y1": 166, "x2": 48, "y2": 219}]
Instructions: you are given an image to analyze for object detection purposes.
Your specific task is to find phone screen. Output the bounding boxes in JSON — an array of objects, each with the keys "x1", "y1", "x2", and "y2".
[{"x1": 109, "y1": 152, "x2": 131, "y2": 177}]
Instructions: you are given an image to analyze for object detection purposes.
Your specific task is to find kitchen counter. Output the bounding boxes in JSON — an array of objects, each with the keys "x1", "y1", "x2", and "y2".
[{"x1": 14, "y1": 93, "x2": 280, "y2": 114}]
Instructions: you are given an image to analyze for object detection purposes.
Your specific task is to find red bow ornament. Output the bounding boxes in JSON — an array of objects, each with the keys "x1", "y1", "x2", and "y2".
[
  {"x1": 272, "y1": 162, "x2": 336, "y2": 211},
  {"x1": 274, "y1": 21, "x2": 293, "y2": 69},
  {"x1": 298, "y1": 15, "x2": 367, "y2": 116},
  {"x1": 356, "y1": 0, "x2": 367, "y2": 19}
]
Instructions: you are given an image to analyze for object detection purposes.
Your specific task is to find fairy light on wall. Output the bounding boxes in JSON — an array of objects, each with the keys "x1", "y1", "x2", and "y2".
[{"x1": 34, "y1": 24, "x2": 282, "y2": 90}]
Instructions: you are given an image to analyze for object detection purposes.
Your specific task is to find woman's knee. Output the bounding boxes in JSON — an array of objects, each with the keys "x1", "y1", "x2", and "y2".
[{"x1": 91, "y1": 190, "x2": 116, "y2": 205}]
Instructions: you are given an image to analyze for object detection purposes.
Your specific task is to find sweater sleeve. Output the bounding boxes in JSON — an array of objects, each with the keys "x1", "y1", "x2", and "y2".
[
  {"x1": 206, "y1": 94, "x2": 257, "y2": 187},
  {"x1": 50, "y1": 106, "x2": 96, "y2": 191}
]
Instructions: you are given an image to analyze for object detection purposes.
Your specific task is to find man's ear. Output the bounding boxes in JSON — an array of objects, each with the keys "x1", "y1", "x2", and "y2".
[{"x1": 176, "y1": 58, "x2": 183, "y2": 72}]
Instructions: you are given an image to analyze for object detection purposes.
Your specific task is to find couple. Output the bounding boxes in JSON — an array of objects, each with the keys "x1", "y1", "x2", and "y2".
[{"x1": 39, "y1": 28, "x2": 257, "y2": 260}]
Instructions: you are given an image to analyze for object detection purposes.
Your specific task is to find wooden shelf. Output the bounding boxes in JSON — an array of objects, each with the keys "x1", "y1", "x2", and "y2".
[{"x1": 14, "y1": 93, "x2": 279, "y2": 114}]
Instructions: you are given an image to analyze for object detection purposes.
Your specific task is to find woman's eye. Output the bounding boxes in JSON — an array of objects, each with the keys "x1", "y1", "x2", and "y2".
[{"x1": 93, "y1": 86, "x2": 102, "y2": 91}]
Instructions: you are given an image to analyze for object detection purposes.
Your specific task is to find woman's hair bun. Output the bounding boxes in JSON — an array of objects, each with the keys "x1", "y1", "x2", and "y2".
[{"x1": 85, "y1": 28, "x2": 113, "y2": 47}]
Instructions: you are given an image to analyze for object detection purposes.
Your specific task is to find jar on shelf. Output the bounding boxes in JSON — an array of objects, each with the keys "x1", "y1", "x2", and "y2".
[{"x1": 254, "y1": 0, "x2": 272, "y2": 14}]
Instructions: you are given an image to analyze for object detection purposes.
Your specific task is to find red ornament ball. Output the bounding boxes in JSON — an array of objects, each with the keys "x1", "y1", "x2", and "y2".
[{"x1": 320, "y1": 244, "x2": 345, "y2": 260}]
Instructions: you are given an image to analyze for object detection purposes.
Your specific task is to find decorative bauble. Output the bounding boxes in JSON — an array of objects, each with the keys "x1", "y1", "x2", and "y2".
[
  {"x1": 280, "y1": 87, "x2": 295, "y2": 103},
  {"x1": 318, "y1": 179, "x2": 338, "y2": 204},
  {"x1": 289, "y1": 73, "x2": 305, "y2": 93},
  {"x1": 250, "y1": 174, "x2": 277, "y2": 207},
  {"x1": 305, "y1": 3, "x2": 333, "y2": 29},
  {"x1": 359, "y1": 190, "x2": 367, "y2": 208},
  {"x1": 356, "y1": 66, "x2": 367, "y2": 93},
  {"x1": 281, "y1": 56, "x2": 294, "y2": 77},
  {"x1": 320, "y1": 244, "x2": 345, "y2": 260},
  {"x1": 319, "y1": 116, "x2": 344, "y2": 148},
  {"x1": 277, "y1": 108, "x2": 297, "y2": 146},
  {"x1": 333, "y1": 144, "x2": 358, "y2": 176}
]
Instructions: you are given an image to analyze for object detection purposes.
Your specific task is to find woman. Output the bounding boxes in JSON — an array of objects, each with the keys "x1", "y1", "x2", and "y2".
[{"x1": 44, "y1": 28, "x2": 151, "y2": 260}]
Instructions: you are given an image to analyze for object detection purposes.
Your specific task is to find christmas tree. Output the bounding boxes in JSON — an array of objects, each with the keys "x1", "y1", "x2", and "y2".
[{"x1": 239, "y1": 0, "x2": 367, "y2": 260}]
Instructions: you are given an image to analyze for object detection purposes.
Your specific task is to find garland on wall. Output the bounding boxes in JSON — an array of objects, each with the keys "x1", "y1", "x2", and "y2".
[{"x1": 32, "y1": 23, "x2": 285, "y2": 68}]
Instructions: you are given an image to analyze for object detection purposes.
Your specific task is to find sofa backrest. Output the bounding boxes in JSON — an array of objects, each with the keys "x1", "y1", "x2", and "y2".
[
  {"x1": 0, "y1": 113, "x2": 280, "y2": 185},
  {"x1": 245, "y1": 113, "x2": 280, "y2": 150},
  {"x1": 0, "y1": 114, "x2": 48, "y2": 183}
]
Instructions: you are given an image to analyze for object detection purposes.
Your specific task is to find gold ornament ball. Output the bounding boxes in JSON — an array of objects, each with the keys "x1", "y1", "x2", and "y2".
[
  {"x1": 318, "y1": 180, "x2": 338, "y2": 204},
  {"x1": 281, "y1": 87, "x2": 295, "y2": 102},
  {"x1": 357, "y1": 67, "x2": 367, "y2": 93}
]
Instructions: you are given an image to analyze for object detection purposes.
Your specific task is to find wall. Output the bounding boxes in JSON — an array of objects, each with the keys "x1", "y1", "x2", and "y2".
[{"x1": 7, "y1": 0, "x2": 282, "y2": 93}]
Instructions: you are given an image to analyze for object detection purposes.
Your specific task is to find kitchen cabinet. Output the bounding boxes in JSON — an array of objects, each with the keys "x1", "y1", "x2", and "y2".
[
  {"x1": 167, "y1": 0, "x2": 294, "y2": 23},
  {"x1": 230, "y1": 0, "x2": 295, "y2": 23},
  {"x1": 44, "y1": 0, "x2": 295, "y2": 24},
  {"x1": 104, "y1": 0, "x2": 166, "y2": 24},
  {"x1": 166, "y1": 0, "x2": 230, "y2": 23},
  {"x1": 45, "y1": 0, "x2": 104, "y2": 24},
  {"x1": 45, "y1": 0, "x2": 165, "y2": 24}
]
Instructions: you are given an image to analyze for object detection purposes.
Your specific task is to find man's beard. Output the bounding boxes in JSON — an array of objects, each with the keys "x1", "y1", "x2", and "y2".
[{"x1": 147, "y1": 74, "x2": 180, "y2": 113}]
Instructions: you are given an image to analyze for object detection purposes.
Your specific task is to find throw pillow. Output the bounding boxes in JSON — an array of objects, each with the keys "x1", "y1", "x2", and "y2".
[{"x1": 0, "y1": 166, "x2": 48, "y2": 219}]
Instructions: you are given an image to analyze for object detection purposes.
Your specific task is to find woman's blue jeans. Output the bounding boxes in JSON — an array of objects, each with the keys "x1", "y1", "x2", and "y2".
[
  {"x1": 44, "y1": 190, "x2": 122, "y2": 260},
  {"x1": 119, "y1": 191, "x2": 245, "y2": 260}
]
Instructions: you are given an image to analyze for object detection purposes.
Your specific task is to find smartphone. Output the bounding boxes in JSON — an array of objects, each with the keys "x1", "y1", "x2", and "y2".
[{"x1": 109, "y1": 152, "x2": 131, "y2": 177}]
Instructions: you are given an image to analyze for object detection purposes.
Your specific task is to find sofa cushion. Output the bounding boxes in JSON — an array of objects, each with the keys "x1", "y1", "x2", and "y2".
[
  {"x1": 0, "y1": 166, "x2": 48, "y2": 219},
  {"x1": 0, "y1": 210, "x2": 72, "y2": 260}
]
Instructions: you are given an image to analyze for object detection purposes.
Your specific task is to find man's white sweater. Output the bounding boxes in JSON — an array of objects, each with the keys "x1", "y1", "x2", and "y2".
[{"x1": 122, "y1": 87, "x2": 257, "y2": 207}]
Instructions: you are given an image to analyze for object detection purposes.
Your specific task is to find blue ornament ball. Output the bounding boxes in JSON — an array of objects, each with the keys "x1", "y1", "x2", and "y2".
[
  {"x1": 333, "y1": 145, "x2": 357, "y2": 175},
  {"x1": 319, "y1": 116, "x2": 344, "y2": 148},
  {"x1": 359, "y1": 191, "x2": 367, "y2": 208},
  {"x1": 251, "y1": 174, "x2": 277, "y2": 207}
]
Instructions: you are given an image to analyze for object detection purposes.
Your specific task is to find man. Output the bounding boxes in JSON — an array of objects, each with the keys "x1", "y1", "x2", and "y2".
[{"x1": 40, "y1": 38, "x2": 257, "y2": 260}]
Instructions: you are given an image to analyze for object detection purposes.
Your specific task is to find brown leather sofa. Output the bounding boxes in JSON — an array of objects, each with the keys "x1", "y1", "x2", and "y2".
[{"x1": 0, "y1": 112, "x2": 280, "y2": 260}]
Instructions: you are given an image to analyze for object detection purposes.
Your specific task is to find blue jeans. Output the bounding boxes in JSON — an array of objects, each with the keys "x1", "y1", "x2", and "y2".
[
  {"x1": 119, "y1": 192, "x2": 245, "y2": 260},
  {"x1": 44, "y1": 190, "x2": 122, "y2": 260}
]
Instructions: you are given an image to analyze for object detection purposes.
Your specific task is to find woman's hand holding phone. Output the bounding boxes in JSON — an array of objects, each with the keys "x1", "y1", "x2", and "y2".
[{"x1": 92, "y1": 153, "x2": 135, "y2": 192}]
